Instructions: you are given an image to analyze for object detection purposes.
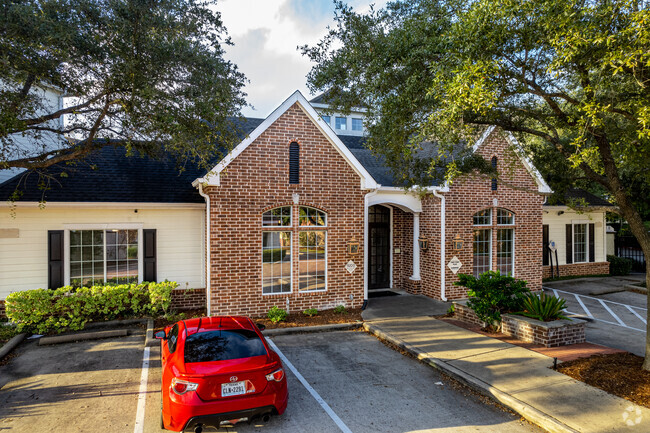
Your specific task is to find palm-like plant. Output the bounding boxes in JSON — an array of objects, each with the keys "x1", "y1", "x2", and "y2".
[{"x1": 518, "y1": 292, "x2": 569, "y2": 322}]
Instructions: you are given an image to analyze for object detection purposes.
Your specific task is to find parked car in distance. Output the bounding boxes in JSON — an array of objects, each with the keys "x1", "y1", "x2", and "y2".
[{"x1": 156, "y1": 316, "x2": 288, "y2": 432}]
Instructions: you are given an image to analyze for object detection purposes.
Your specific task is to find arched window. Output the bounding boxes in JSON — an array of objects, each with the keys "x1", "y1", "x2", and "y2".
[
  {"x1": 262, "y1": 206, "x2": 327, "y2": 294},
  {"x1": 472, "y1": 208, "x2": 515, "y2": 277}
]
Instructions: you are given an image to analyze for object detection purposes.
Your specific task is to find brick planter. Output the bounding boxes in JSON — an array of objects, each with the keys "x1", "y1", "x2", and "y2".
[{"x1": 452, "y1": 301, "x2": 586, "y2": 348}]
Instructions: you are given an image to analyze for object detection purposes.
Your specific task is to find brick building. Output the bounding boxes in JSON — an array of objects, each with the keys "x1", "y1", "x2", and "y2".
[{"x1": 0, "y1": 90, "x2": 610, "y2": 317}]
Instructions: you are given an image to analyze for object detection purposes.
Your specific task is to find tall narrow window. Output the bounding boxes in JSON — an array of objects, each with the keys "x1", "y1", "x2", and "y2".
[
  {"x1": 289, "y1": 142, "x2": 299, "y2": 184},
  {"x1": 497, "y1": 229, "x2": 514, "y2": 275},
  {"x1": 262, "y1": 231, "x2": 292, "y2": 294},
  {"x1": 573, "y1": 223, "x2": 587, "y2": 263},
  {"x1": 299, "y1": 231, "x2": 326, "y2": 291},
  {"x1": 473, "y1": 229, "x2": 492, "y2": 277},
  {"x1": 491, "y1": 156, "x2": 498, "y2": 191}
]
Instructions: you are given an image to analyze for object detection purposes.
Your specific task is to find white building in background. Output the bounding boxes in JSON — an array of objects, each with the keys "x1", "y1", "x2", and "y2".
[{"x1": 0, "y1": 82, "x2": 66, "y2": 183}]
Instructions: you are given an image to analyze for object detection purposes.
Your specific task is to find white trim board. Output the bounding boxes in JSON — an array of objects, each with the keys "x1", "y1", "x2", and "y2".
[
  {"x1": 195, "y1": 90, "x2": 378, "y2": 190},
  {"x1": 0, "y1": 202, "x2": 206, "y2": 209}
]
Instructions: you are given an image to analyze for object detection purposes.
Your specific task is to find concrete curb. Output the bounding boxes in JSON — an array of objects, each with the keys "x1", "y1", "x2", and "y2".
[
  {"x1": 38, "y1": 329, "x2": 129, "y2": 346},
  {"x1": 263, "y1": 322, "x2": 362, "y2": 337},
  {"x1": 0, "y1": 333, "x2": 28, "y2": 361},
  {"x1": 83, "y1": 318, "x2": 147, "y2": 330},
  {"x1": 363, "y1": 322, "x2": 580, "y2": 433},
  {"x1": 145, "y1": 319, "x2": 158, "y2": 347}
]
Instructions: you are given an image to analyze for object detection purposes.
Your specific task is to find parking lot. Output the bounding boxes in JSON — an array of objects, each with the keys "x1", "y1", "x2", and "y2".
[{"x1": 0, "y1": 329, "x2": 543, "y2": 433}]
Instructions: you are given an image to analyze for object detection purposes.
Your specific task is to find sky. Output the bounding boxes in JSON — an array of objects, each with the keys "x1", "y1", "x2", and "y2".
[{"x1": 218, "y1": 0, "x2": 386, "y2": 118}]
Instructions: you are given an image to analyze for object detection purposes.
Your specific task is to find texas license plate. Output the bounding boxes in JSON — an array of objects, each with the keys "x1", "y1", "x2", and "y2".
[{"x1": 221, "y1": 381, "x2": 246, "y2": 397}]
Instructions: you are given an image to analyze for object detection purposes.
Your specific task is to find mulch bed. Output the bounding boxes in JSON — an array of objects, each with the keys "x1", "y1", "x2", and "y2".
[
  {"x1": 254, "y1": 308, "x2": 363, "y2": 329},
  {"x1": 557, "y1": 352, "x2": 650, "y2": 409}
]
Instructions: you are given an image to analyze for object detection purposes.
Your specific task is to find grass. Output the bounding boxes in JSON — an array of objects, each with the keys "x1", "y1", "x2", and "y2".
[
  {"x1": 0, "y1": 324, "x2": 20, "y2": 346},
  {"x1": 542, "y1": 274, "x2": 610, "y2": 283}
]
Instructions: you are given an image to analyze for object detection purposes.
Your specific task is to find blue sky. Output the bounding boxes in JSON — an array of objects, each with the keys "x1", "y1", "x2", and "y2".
[{"x1": 218, "y1": 0, "x2": 385, "y2": 118}]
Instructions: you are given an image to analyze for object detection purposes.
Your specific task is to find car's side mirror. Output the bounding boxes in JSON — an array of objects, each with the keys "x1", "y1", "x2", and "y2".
[
  {"x1": 155, "y1": 330, "x2": 167, "y2": 340},
  {"x1": 256, "y1": 323, "x2": 266, "y2": 331}
]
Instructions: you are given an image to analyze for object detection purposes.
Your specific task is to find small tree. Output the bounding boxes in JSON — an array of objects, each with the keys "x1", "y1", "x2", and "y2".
[{"x1": 455, "y1": 271, "x2": 530, "y2": 330}]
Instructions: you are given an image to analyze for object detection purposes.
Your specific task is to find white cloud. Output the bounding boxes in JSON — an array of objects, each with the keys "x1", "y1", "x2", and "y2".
[{"x1": 218, "y1": 0, "x2": 386, "y2": 118}]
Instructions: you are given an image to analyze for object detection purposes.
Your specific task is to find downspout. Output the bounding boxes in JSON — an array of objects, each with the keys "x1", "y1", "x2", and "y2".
[
  {"x1": 431, "y1": 188, "x2": 447, "y2": 301},
  {"x1": 363, "y1": 188, "x2": 380, "y2": 309},
  {"x1": 198, "y1": 183, "x2": 211, "y2": 315}
]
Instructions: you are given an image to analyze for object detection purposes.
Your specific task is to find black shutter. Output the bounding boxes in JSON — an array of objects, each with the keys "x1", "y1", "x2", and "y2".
[
  {"x1": 143, "y1": 229, "x2": 157, "y2": 282},
  {"x1": 566, "y1": 224, "x2": 573, "y2": 264},
  {"x1": 491, "y1": 156, "x2": 497, "y2": 191},
  {"x1": 589, "y1": 223, "x2": 595, "y2": 263},
  {"x1": 48, "y1": 230, "x2": 64, "y2": 289},
  {"x1": 289, "y1": 142, "x2": 299, "y2": 184},
  {"x1": 543, "y1": 225, "x2": 549, "y2": 266}
]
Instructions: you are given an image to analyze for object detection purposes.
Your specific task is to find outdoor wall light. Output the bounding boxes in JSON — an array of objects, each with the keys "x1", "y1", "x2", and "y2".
[
  {"x1": 347, "y1": 239, "x2": 360, "y2": 255},
  {"x1": 452, "y1": 234, "x2": 464, "y2": 250},
  {"x1": 418, "y1": 237, "x2": 429, "y2": 250}
]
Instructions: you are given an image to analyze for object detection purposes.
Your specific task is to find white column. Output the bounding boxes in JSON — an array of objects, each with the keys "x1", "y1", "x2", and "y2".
[{"x1": 411, "y1": 212, "x2": 421, "y2": 281}]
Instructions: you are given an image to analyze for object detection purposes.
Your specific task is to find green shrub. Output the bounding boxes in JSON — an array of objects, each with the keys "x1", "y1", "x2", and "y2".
[
  {"x1": 517, "y1": 292, "x2": 569, "y2": 322},
  {"x1": 303, "y1": 308, "x2": 318, "y2": 317},
  {"x1": 455, "y1": 271, "x2": 530, "y2": 330},
  {"x1": 607, "y1": 255, "x2": 635, "y2": 276},
  {"x1": 5, "y1": 281, "x2": 177, "y2": 334},
  {"x1": 334, "y1": 305, "x2": 347, "y2": 314},
  {"x1": 267, "y1": 306, "x2": 288, "y2": 323}
]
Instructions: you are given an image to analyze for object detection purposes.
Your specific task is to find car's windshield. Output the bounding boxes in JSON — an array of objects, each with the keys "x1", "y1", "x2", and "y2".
[{"x1": 184, "y1": 329, "x2": 267, "y2": 363}]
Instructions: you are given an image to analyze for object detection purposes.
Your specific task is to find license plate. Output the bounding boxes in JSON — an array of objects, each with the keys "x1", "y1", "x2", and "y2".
[{"x1": 221, "y1": 381, "x2": 246, "y2": 397}]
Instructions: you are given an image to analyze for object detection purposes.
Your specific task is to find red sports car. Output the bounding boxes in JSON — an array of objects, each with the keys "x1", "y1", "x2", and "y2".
[{"x1": 156, "y1": 316, "x2": 288, "y2": 432}]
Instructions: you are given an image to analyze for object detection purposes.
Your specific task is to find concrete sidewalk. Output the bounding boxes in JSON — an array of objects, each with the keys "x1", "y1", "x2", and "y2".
[{"x1": 364, "y1": 316, "x2": 650, "y2": 433}]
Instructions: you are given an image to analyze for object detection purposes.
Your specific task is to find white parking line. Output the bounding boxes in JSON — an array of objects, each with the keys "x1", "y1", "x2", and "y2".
[
  {"x1": 266, "y1": 338, "x2": 353, "y2": 433},
  {"x1": 133, "y1": 346, "x2": 151, "y2": 433},
  {"x1": 574, "y1": 294, "x2": 594, "y2": 318},
  {"x1": 598, "y1": 299, "x2": 626, "y2": 327},
  {"x1": 626, "y1": 305, "x2": 647, "y2": 324}
]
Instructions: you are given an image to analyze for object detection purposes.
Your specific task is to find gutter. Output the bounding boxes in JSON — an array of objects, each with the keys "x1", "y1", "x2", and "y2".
[
  {"x1": 197, "y1": 183, "x2": 211, "y2": 315},
  {"x1": 431, "y1": 187, "x2": 448, "y2": 301}
]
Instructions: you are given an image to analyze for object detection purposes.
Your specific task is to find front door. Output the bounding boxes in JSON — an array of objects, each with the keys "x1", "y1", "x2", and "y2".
[{"x1": 369, "y1": 205, "x2": 390, "y2": 290}]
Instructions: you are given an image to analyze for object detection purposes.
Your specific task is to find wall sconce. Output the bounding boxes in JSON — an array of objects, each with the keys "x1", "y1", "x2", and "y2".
[
  {"x1": 452, "y1": 234, "x2": 464, "y2": 250},
  {"x1": 347, "y1": 239, "x2": 360, "y2": 255},
  {"x1": 418, "y1": 237, "x2": 429, "y2": 250}
]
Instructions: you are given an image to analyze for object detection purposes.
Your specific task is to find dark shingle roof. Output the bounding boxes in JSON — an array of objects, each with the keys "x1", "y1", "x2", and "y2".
[
  {"x1": 0, "y1": 117, "x2": 264, "y2": 203},
  {"x1": 545, "y1": 188, "x2": 613, "y2": 207}
]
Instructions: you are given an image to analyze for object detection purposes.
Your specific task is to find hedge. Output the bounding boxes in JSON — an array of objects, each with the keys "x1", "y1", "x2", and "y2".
[
  {"x1": 607, "y1": 255, "x2": 635, "y2": 276},
  {"x1": 5, "y1": 281, "x2": 178, "y2": 334}
]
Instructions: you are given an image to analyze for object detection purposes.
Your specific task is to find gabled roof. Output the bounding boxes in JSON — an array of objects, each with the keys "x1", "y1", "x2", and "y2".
[
  {"x1": 196, "y1": 90, "x2": 378, "y2": 189},
  {"x1": 544, "y1": 188, "x2": 614, "y2": 208}
]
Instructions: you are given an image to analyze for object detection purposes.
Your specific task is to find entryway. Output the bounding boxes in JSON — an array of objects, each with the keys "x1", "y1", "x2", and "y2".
[{"x1": 368, "y1": 205, "x2": 391, "y2": 290}]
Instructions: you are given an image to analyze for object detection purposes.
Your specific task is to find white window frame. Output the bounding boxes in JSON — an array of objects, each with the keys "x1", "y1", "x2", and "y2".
[
  {"x1": 298, "y1": 206, "x2": 328, "y2": 228},
  {"x1": 63, "y1": 223, "x2": 144, "y2": 286},
  {"x1": 351, "y1": 117, "x2": 363, "y2": 131},
  {"x1": 335, "y1": 116, "x2": 347, "y2": 130},
  {"x1": 297, "y1": 230, "x2": 328, "y2": 293},
  {"x1": 496, "y1": 228, "x2": 515, "y2": 277},
  {"x1": 261, "y1": 230, "x2": 293, "y2": 295},
  {"x1": 473, "y1": 208, "x2": 492, "y2": 226},
  {"x1": 572, "y1": 221, "x2": 589, "y2": 264},
  {"x1": 472, "y1": 228, "x2": 492, "y2": 277},
  {"x1": 262, "y1": 206, "x2": 292, "y2": 227}
]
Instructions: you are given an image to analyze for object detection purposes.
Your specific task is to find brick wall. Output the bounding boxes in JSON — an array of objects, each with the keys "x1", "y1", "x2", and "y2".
[
  {"x1": 421, "y1": 129, "x2": 544, "y2": 300},
  {"x1": 171, "y1": 288, "x2": 206, "y2": 311},
  {"x1": 453, "y1": 302, "x2": 586, "y2": 347},
  {"x1": 206, "y1": 103, "x2": 367, "y2": 317},
  {"x1": 543, "y1": 262, "x2": 610, "y2": 279}
]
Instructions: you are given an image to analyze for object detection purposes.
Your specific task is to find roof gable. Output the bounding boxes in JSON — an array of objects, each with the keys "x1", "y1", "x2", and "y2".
[{"x1": 195, "y1": 90, "x2": 378, "y2": 189}]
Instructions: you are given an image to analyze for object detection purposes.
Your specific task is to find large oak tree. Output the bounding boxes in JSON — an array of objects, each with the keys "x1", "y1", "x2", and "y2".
[
  {"x1": 0, "y1": 0, "x2": 246, "y2": 175},
  {"x1": 303, "y1": 0, "x2": 650, "y2": 366}
]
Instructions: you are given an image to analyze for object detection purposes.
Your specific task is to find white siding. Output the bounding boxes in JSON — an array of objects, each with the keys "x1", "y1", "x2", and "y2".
[
  {"x1": 542, "y1": 208, "x2": 607, "y2": 265},
  {"x1": 0, "y1": 205, "x2": 205, "y2": 299}
]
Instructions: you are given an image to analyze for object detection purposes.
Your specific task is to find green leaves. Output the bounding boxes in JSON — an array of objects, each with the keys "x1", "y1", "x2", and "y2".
[
  {"x1": 517, "y1": 292, "x2": 569, "y2": 322},
  {"x1": 267, "y1": 306, "x2": 287, "y2": 324},
  {"x1": 5, "y1": 281, "x2": 178, "y2": 334}
]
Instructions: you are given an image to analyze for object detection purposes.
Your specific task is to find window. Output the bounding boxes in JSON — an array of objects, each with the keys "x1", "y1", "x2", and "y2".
[
  {"x1": 497, "y1": 229, "x2": 514, "y2": 275},
  {"x1": 335, "y1": 117, "x2": 347, "y2": 130},
  {"x1": 261, "y1": 206, "x2": 327, "y2": 294},
  {"x1": 473, "y1": 209, "x2": 492, "y2": 225},
  {"x1": 299, "y1": 206, "x2": 326, "y2": 226},
  {"x1": 262, "y1": 231, "x2": 291, "y2": 294},
  {"x1": 473, "y1": 229, "x2": 492, "y2": 277},
  {"x1": 184, "y1": 329, "x2": 267, "y2": 363},
  {"x1": 70, "y1": 229, "x2": 138, "y2": 287},
  {"x1": 289, "y1": 141, "x2": 299, "y2": 184},
  {"x1": 321, "y1": 115, "x2": 331, "y2": 124},
  {"x1": 299, "y1": 231, "x2": 326, "y2": 292},
  {"x1": 472, "y1": 208, "x2": 515, "y2": 277},
  {"x1": 496, "y1": 209, "x2": 514, "y2": 225},
  {"x1": 351, "y1": 118, "x2": 363, "y2": 131},
  {"x1": 573, "y1": 223, "x2": 587, "y2": 263},
  {"x1": 167, "y1": 324, "x2": 179, "y2": 353},
  {"x1": 262, "y1": 206, "x2": 291, "y2": 226}
]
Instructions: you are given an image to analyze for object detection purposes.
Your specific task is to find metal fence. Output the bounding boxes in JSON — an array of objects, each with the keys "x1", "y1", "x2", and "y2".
[{"x1": 615, "y1": 234, "x2": 647, "y2": 272}]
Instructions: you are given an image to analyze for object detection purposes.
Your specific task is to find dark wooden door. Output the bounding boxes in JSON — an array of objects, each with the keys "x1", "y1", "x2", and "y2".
[{"x1": 369, "y1": 205, "x2": 390, "y2": 289}]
